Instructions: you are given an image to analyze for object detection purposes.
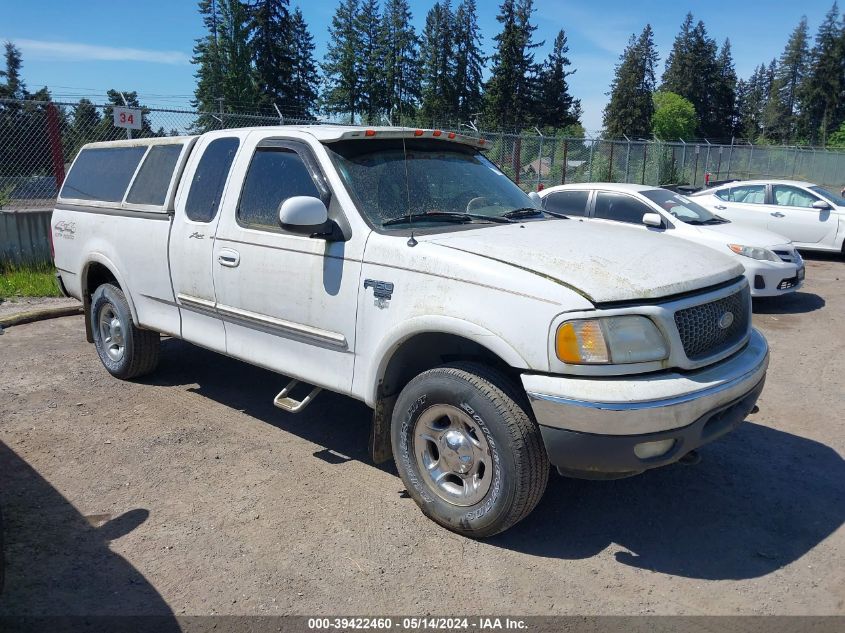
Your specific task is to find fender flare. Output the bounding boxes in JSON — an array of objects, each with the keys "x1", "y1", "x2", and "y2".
[
  {"x1": 81, "y1": 254, "x2": 140, "y2": 341},
  {"x1": 361, "y1": 315, "x2": 530, "y2": 406}
]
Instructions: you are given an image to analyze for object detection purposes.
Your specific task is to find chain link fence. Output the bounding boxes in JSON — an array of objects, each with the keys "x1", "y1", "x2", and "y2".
[
  {"x1": 3, "y1": 97, "x2": 845, "y2": 212},
  {"x1": 487, "y1": 133, "x2": 845, "y2": 193}
]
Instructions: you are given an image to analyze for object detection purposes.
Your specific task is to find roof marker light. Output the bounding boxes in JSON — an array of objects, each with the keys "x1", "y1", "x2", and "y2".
[
  {"x1": 365, "y1": 129, "x2": 376, "y2": 137},
  {"x1": 414, "y1": 129, "x2": 424, "y2": 136},
  {"x1": 433, "y1": 130, "x2": 442, "y2": 137},
  {"x1": 448, "y1": 132, "x2": 456, "y2": 139},
  {"x1": 478, "y1": 138, "x2": 486, "y2": 146}
]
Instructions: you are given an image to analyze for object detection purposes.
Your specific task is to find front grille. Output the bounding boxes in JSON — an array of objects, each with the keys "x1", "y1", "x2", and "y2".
[
  {"x1": 778, "y1": 276, "x2": 799, "y2": 290},
  {"x1": 773, "y1": 249, "x2": 801, "y2": 264},
  {"x1": 674, "y1": 287, "x2": 750, "y2": 360}
]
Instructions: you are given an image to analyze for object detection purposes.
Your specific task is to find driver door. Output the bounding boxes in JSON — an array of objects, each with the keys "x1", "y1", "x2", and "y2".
[
  {"x1": 211, "y1": 132, "x2": 362, "y2": 394},
  {"x1": 768, "y1": 184, "x2": 836, "y2": 246}
]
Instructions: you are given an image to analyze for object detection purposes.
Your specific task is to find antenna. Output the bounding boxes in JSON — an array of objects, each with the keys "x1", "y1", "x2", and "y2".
[{"x1": 401, "y1": 133, "x2": 416, "y2": 247}]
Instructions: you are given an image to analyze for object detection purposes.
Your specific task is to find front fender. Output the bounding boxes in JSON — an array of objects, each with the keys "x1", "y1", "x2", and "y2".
[{"x1": 360, "y1": 315, "x2": 530, "y2": 406}]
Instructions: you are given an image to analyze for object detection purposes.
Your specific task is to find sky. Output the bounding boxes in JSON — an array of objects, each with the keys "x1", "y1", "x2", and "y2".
[{"x1": 0, "y1": 0, "x2": 838, "y2": 134}]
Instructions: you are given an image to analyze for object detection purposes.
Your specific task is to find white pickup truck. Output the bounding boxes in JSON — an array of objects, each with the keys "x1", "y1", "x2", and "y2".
[{"x1": 52, "y1": 126, "x2": 769, "y2": 537}]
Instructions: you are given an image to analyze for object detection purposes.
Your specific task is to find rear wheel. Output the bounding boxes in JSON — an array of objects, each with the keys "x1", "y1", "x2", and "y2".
[
  {"x1": 391, "y1": 363, "x2": 548, "y2": 537},
  {"x1": 91, "y1": 284, "x2": 159, "y2": 379}
]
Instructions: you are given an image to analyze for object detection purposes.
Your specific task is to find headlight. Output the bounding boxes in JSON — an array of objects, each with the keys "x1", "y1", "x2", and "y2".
[
  {"x1": 728, "y1": 244, "x2": 780, "y2": 262},
  {"x1": 555, "y1": 316, "x2": 669, "y2": 364}
]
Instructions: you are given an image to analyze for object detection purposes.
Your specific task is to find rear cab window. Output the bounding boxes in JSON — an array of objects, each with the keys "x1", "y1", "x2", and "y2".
[
  {"x1": 185, "y1": 137, "x2": 240, "y2": 223},
  {"x1": 60, "y1": 139, "x2": 193, "y2": 211}
]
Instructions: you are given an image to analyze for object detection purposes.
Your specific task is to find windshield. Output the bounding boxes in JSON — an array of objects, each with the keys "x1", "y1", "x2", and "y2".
[
  {"x1": 326, "y1": 139, "x2": 533, "y2": 229},
  {"x1": 810, "y1": 186, "x2": 845, "y2": 206},
  {"x1": 641, "y1": 189, "x2": 719, "y2": 224}
]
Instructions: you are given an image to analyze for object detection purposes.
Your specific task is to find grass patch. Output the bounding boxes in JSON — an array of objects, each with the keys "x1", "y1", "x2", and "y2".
[{"x1": 0, "y1": 262, "x2": 61, "y2": 299}]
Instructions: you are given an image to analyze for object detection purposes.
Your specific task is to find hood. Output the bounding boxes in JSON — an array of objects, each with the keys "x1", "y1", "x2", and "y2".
[
  {"x1": 424, "y1": 220, "x2": 744, "y2": 304},
  {"x1": 695, "y1": 221, "x2": 792, "y2": 248}
]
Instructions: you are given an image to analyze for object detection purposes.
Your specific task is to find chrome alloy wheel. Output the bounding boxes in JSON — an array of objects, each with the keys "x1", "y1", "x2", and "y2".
[
  {"x1": 98, "y1": 303, "x2": 126, "y2": 362},
  {"x1": 413, "y1": 404, "x2": 493, "y2": 506}
]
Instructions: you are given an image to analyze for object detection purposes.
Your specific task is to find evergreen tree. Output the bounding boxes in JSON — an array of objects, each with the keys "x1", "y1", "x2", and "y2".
[
  {"x1": 775, "y1": 17, "x2": 811, "y2": 141},
  {"x1": 420, "y1": 1, "x2": 455, "y2": 123},
  {"x1": 712, "y1": 40, "x2": 737, "y2": 140},
  {"x1": 68, "y1": 98, "x2": 102, "y2": 157},
  {"x1": 249, "y1": 0, "x2": 294, "y2": 111},
  {"x1": 602, "y1": 25, "x2": 658, "y2": 139},
  {"x1": 192, "y1": 0, "x2": 226, "y2": 117},
  {"x1": 322, "y1": 0, "x2": 360, "y2": 123},
  {"x1": 800, "y1": 3, "x2": 843, "y2": 144},
  {"x1": 759, "y1": 59, "x2": 779, "y2": 138},
  {"x1": 218, "y1": 0, "x2": 258, "y2": 110},
  {"x1": 452, "y1": 0, "x2": 484, "y2": 123},
  {"x1": 355, "y1": 0, "x2": 385, "y2": 123},
  {"x1": 483, "y1": 0, "x2": 542, "y2": 131},
  {"x1": 661, "y1": 13, "x2": 724, "y2": 137},
  {"x1": 0, "y1": 42, "x2": 25, "y2": 101},
  {"x1": 738, "y1": 64, "x2": 769, "y2": 139},
  {"x1": 732, "y1": 78, "x2": 751, "y2": 137},
  {"x1": 535, "y1": 30, "x2": 580, "y2": 130},
  {"x1": 380, "y1": 0, "x2": 421, "y2": 122},
  {"x1": 761, "y1": 57, "x2": 790, "y2": 141},
  {"x1": 288, "y1": 7, "x2": 319, "y2": 119},
  {"x1": 192, "y1": 0, "x2": 257, "y2": 126}
]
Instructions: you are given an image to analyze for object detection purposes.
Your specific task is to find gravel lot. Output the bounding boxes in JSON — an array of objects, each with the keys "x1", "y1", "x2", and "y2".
[{"x1": 0, "y1": 256, "x2": 843, "y2": 617}]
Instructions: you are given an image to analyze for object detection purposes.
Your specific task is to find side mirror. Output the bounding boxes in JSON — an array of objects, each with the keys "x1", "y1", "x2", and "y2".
[
  {"x1": 528, "y1": 191, "x2": 542, "y2": 209},
  {"x1": 812, "y1": 199, "x2": 831, "y2": 211},
  {"x1": 279, "y1": 196, "x2": 328, "y2": 230},
  {"x1": 642, "y1": 212, "x2": 663, "y2": 228}
]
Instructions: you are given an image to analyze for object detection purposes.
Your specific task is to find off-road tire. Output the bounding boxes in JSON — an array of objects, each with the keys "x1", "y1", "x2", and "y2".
[
  {"x1": 91, "y1": 283, "x2": 159, "y2": 379},
  {"x1": 391, "y1": 362, "x2": 548, "y2": 537}
]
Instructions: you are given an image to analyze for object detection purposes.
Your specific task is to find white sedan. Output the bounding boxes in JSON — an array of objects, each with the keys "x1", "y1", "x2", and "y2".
[
  {"x1": 690, "y1": 179, "x2": 845, "y2": 254},
  {"x1": 537, "y1": 183, "x2": 804, "y2": 297}
]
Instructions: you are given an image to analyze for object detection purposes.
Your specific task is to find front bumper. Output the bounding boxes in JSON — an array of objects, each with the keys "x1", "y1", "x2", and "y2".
[
  {"x1": 522, "y1": 328, "x2": 769, "y2": 478},
  {"x1": 742, "y1": 259, "x2": 804, "y2": 297}
]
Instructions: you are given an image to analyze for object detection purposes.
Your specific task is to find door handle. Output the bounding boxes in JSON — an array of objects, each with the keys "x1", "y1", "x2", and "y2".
[
  {"x1": 770, "y1": 212, "x2": 785, "y2": 218},
  {"x1": 714, "y1": 205, "x2": 727, "y2": 210},
  {"x1": 217, "y1": 248, "x2": 240, "y2": 267}
]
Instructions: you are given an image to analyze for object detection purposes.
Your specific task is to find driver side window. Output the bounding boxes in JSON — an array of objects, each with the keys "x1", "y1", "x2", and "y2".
[
  {"x1": 237, "y1": 148, "x2": 322, "y2": 230},
  {"x1": 593, "y1": 192, "x2": 653, "y2": 225},
  {"x1": 773, "y1": 185, "x2": 819, "y2": 208}
]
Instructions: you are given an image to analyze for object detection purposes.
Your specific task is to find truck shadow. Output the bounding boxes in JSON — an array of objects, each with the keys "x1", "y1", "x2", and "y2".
[
  {"x1": 0, "y1": 443, "x2": 178, "y2": 624},
  {"x1": 491, "y1": 421, "x2": 845, "y2": 580},
  {"x1": 148, "y1": 339, "x2": 844, "y2": 582}
]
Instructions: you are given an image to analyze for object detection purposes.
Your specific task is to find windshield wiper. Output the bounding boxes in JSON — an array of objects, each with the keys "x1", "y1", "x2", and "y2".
[
  {"x1": 502, "y1": 207, "x2": 569, "y2": 220},
  {"x1": 382, "y1": 211, "x2": 512, "y2": 227}
]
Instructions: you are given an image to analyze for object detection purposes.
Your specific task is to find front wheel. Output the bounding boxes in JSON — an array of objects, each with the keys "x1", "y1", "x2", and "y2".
[
  {"x1": 391, "y1": 363, "x2": 548, "y2": 537},
  {"x1": 91, "y1": 283, "x2": 159, "y2": 379}
]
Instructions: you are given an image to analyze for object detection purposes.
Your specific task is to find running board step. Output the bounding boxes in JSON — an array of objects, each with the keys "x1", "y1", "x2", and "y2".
[{"x1": 273, "y1": 379, "x2": 322, "y2": 413}]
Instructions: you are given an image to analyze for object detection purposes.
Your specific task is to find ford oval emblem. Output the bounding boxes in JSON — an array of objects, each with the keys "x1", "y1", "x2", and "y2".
[{"x1": 718, "y1": 312, "x2": 735, "y2": 329}]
